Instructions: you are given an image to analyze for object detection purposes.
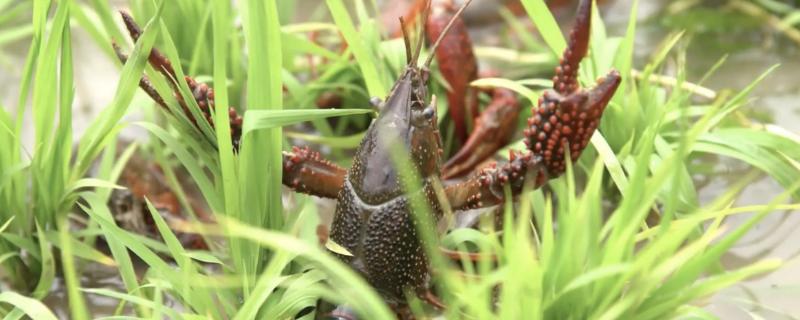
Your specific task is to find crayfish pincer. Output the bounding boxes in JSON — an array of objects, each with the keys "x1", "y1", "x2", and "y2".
[{"x1": 115, "y1": 0, "x2": 619, "y2": 318}]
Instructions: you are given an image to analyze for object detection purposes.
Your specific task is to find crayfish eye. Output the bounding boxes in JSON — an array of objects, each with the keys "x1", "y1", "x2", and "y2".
[
  {"x1": 369, "y1": 96, "x2": 382, "y2": 108},
  {"x1": 411, "y1": 105, "x2": 436, "y2": 128},
  {"x1": 423, "y1": 107, "x2": 435, "y2": 120}
]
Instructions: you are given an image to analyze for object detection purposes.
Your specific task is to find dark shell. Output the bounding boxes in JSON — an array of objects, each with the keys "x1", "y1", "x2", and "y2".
[
  {"x1": 330, "y1": 177, "x2": 442, "y2": 303},
  {"x1": 327, "y1": 61, "x2": 444, "y2": 304}
]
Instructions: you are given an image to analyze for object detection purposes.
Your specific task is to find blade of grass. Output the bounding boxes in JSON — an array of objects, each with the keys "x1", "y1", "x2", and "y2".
[
  {"x1": 57, "y1": 216, "x2": 89, "y2": 320},
  {"x1": 237, "y1": 0, "x2": 285, "y2": 286},
  {"x1": 326, "y1": 0, "x2": 387, "y2": 98},
  {"x1": 0, "y1": 292, "x2": 58, "y2": 320},
  {"x1": 242, "y1": 109, "x2": 373, "y2": 135},
  {"x1": 519, "y1": 0, "x2": 566, "y2": 56},
  {"x1": 74, "y1": 1, "x2": 165, "y2": 179}
]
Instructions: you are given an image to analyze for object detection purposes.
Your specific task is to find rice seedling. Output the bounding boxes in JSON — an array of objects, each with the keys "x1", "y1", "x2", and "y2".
[
  {"x1": 0, "y1": 0, "x2": 798, "y2": 319},
  {"x1": 665, "y1": 0, "x2": 800, "y2": 46}
]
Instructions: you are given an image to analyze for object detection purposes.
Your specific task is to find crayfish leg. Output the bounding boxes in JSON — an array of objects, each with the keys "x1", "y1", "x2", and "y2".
[
  {"x1": 282, "y1": 146, "x2": 347, "y2": 199},
  {"x1": 442, "y1": 88, "x2": 520, "y2": 179}
]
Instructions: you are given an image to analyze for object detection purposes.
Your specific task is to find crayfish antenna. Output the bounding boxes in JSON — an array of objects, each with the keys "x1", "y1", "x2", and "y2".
[
  {"x1": 399, "y1": 17, "x2": 413, "y2": 65},
  {"x1": 553, "y1": 0, "x2": 592, "y2": 95},
  {"x1": 422, "y1": 0, "x2": 474, "y2": 68},
  {"x1": 410, "y1": 0, "x2": 431, "y2": 67}
]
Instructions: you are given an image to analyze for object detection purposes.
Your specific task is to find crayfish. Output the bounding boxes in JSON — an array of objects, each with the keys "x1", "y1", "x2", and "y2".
[{"x1": 114, "y1": 0, "x2": 619, "y2": 318}]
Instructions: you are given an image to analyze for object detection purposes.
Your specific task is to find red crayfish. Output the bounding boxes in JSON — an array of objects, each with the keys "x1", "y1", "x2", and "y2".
[{"x1": 114, "y1": 0, "x2": 619, "y2": 318}]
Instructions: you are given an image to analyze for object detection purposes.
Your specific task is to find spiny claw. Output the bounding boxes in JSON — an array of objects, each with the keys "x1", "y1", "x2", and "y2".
[
  {"x1": 587, "y1": 70, "x2": 622, "y2": 115},
  {"x1": 112, "y1": 41, "x2": 168, "y2": 109},
  {"x1": 116, "y1": 11, "x2": 244, "y2": 150},
  {"x1": 524, "y1": 0, "x2": 621, "y2": 177},
  {"x1": 525, "y1": 71, "x2": 620, "y2": 177},
  {"x1": 553, "y1": 0, "x2": 591, "y2": 95},
  {"x1": 120, "y1": 11, "x2": 177, "y2": 79},
  {"x1": 282, "y1": 146, "x2": 347, "y2": 199},
  {"x1": 444, "y1": 0, "x2": 619, "y2": 212}
]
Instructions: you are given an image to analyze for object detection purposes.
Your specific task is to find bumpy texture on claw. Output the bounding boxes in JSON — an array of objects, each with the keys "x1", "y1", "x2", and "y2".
[
  {"x1": 523, "y1": 72, "x2": 620, "y2": 177},
  {"x1": 445, "y1": 0, "x2": 621, "y2": 211},
  {"x1": 118, "y1": 11, "x2": 244, "y2": 149},
  {"x1": 523, "y1": 0, "x2": 621, "y2": 178},
  {"x1": 552, "y1": 0, "x2": 591, "y2": 95},
  {"x1": 446, "y1": 151, "x2": 546, "y2": 210},
  {"x1": 120, "y1": 11, "x2": 176, "y2": 78},
  {"x1": 112, "y1": 42, "x2": 168, "y2": 109}
]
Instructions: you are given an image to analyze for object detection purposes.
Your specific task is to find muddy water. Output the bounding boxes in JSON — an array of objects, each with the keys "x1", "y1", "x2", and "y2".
[
  {"x1": 2, "y1": 0, "x2": 799, "y2": 318},
  {"x1": 600, "y1": 1, "x2": 800, "y2": 319},
  {"x1": 480, "y1": 0, "x2": 800, "y2": 317}
]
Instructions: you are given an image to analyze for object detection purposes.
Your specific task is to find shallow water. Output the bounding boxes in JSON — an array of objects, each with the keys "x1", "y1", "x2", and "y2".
[
  {"x1": 607, "y1": 1, "x2": 800, "y2": 318},
  {"x1": 2, "y1": 0, "x2": 799, "y2": 318}
]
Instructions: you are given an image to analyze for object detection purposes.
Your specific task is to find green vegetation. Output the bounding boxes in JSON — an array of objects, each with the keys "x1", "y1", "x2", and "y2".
[{"x1": 1, "y1": 0, "x2": 799, "y2": 319}]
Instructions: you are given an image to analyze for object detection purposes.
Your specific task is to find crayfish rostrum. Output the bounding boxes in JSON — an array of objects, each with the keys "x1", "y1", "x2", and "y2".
[{"x1": 114, "y1": 0, "x2": 619, "y2": 318}]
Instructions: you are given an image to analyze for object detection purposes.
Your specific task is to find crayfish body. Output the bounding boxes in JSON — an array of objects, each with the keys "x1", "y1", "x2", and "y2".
[{"x1": 115, "y1": 0, "x2": 619, "y2": 318}]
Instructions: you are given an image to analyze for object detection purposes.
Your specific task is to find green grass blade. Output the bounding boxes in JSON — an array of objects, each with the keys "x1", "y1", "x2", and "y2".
[
  {"x1": 136, "y1": 122, "x2": 222, "y2": 212},
  {"x1": 217, "y1": 218, "x2": 395, "y2": 319},
  {"x1": 520, "y1": 0, "x2": 566, "y2": 56},
  {"x1": 236, "y1": 0, "x2": 286, "y2": 285},
  {"x1": 0, "y1": 292, "x2": 58, "y2": 320},
  {"x1": 57, "y1": 217, "x2": 89, "y2": 320},
  {"x1": 80, "y1": 192, "x2": 149, "y2": 317},
  {"x1": 75, "y1": 2, "x2": 165, "y2": 179},
  {"x1": 242, "y1": 109, "x2": 373, "y2": 135},
  {"x1": 326, "y1": 0, "x2": 387, "y2": 98}
]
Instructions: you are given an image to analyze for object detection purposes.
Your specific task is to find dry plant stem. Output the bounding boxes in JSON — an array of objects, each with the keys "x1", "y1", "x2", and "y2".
[
  {"x1": 729, "y1": 0, "x2": 800, "y2": 46},
  {"x1": 631, "y1": 69, "x2": 716, "y2": 100}
]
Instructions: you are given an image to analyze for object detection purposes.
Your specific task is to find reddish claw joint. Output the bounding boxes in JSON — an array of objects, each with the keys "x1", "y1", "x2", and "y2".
[{"x1": 282, "y1": 146, "x2": 347, "y2": 199}]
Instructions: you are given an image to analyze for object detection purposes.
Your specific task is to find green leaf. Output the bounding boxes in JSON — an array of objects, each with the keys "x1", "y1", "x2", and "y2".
[
  {"x1": 0, "y1": 292, "x2": 58, "y2": 320},
  {"x1": 242, "y1": 108, "x2": 373, "y2": 136},
  {"x1": 471, "y1": 78, "x2": 540, "y2": 105},
  {"x1": 326, "y1": 0, "x2": 387, "y2": 97},
  {"x1": 520, "y1": 0, "x2": 566, "y2": 56},
  {"x1": 75, "y1": 1, "x2": 165, "y2": 180},
  {"x1": 44, "y1": 231, "x2": 116, "y2": 266}
]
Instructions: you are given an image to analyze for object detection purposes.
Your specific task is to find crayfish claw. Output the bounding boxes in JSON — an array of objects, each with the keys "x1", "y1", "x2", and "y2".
[
  {"x1": 119, "y1": 11, "x2": 177, "y2": 79},
  {"x1": 524, "y1": 0, "x2": 620, "y2": 178},
  {"x1": 553, "y1": 0, "x2": 592, "y2": 95},
  {"x1": 588, "y1": 70, "x2": 622, "y2": 115}
]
